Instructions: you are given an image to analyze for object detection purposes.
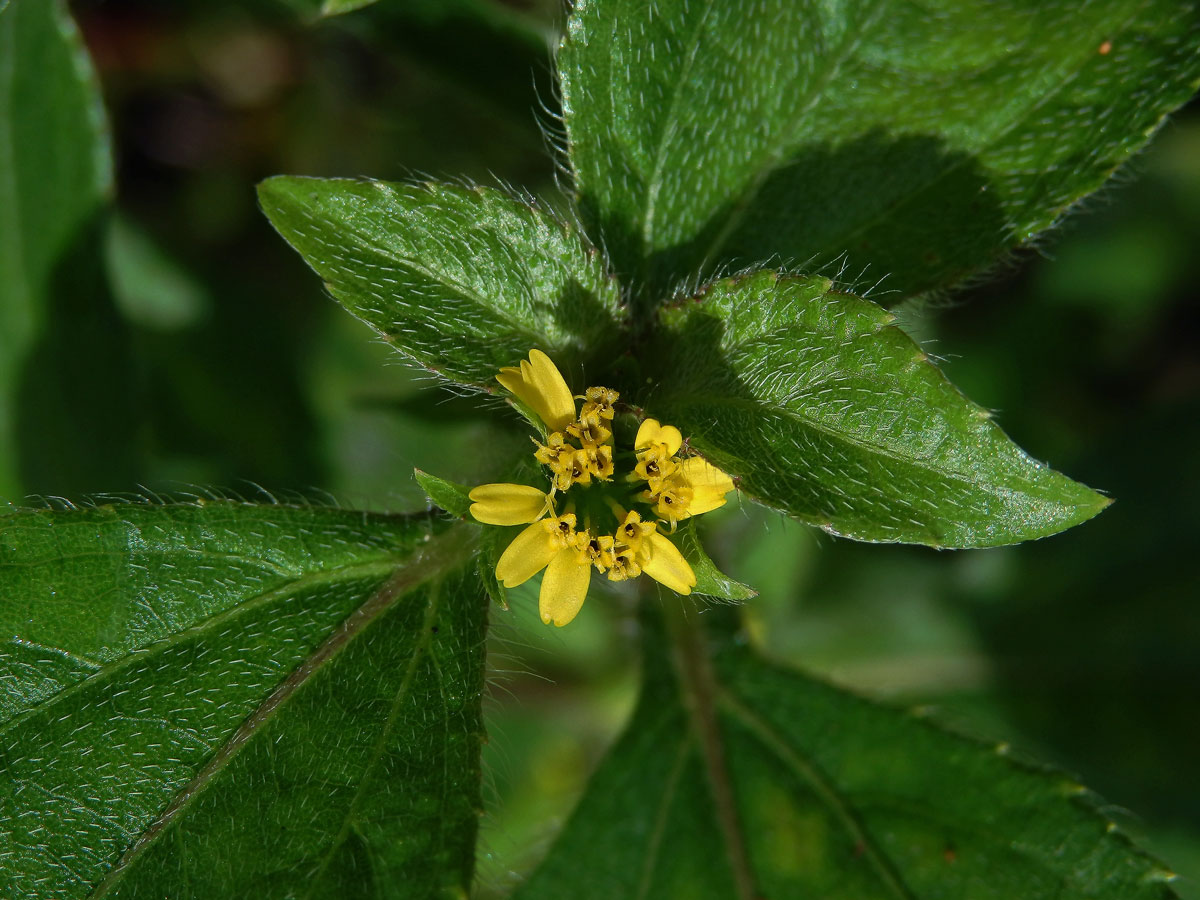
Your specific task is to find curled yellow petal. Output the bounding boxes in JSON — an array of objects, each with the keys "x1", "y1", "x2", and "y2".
[
  {"x1": 677, "y1": 457, "x2": 735, "y2": 516},
  {"x1": 497, "y1": 349, "x2": 576, "y2": 432},
  {"x1": 634, "y1": 418, "x2": 682, "y2": 455},
  {"x1": 641, "y1": 532, "x2": 696, "y2": 595},
  {"x1": 468, "y1": 483, "x2": 550, "y2": 525},
  {"x1": 495, "y1": 521, "x2": 558, "y2": 588},
  {"x1": 539, "y1": 547, "x2": 592, "y2": 626}
]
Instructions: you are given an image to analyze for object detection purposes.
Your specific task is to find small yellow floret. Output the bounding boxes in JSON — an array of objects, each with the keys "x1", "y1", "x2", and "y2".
[
  {"x1": 497, "y1": 349, "x2": 576, "y2": 432},
  {"x1": 495, "y1": 513, "x2": 578, "y2": 588},
  {"x1": 540, "y1": 545, "x2": 592, "y2": 626},
  {"x1": 640, "y1": 532, "x2": 696, "y2": 594},
  {"x1": 468, "y1": 483, "x2": 551, "y2": 525},
  {"x1": 635, "y1": 419, "x2": 682, "y2": 455},
  {"x1": 579, "y1": 386, "x2": 619, "y2": 423},
  {"x1": 676, "y1": 456, "x2": 735, "y2": 515},
  {"x1": 534, "y1": 433, "x2": 577, "y2": 491},
  {"x1": 566, "y1": 418, "x2": 613, "y2": 448},
  {"x1": 633, "y1": 444, "x2": 678, "y2": 483},
  {"x1": 615, "y1": 510, "x2": 656, "y2": 551}
]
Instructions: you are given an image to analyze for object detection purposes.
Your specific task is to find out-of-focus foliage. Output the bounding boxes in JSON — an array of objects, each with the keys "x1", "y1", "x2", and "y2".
[{"x1": 0, "y1": 0, "x2": 131, "y2": 499}]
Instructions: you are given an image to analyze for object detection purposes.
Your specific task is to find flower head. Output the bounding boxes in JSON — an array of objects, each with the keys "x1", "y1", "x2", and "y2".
[{"x1": 466, "y1": 350, "x2": 735, "y2": 627}]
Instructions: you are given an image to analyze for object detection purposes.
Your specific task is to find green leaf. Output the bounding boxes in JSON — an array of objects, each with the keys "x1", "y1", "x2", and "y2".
[
  {"x1": 559, "y1": 0, "x2": 1200, "y2": 304},
  {"x1": 104, "y1": 212, "x2": 208, "y2": 332},
  {"x1": 0, "y1": 501, "x2": 486, "y2": 898},
  {"x1": 0, "y1": 0, "x2": 112, "y2": 497},
  {"x1": 477, "y1": 526, "x2": 511, "y2": 612},
  {"x1": 258, "y1": 177, "x2": 626, "y2": 388},
  {"x1": 646, "y1": 270, "x2": 1107, "y2": 547},
  {"x1": 678, "y1": 519, "x2": 756, "y2": 603},
  {"x1": 516, "y1": 609, "x2": 1178, "y2": 900},
  {"x1": 415, "y1": 467, "x2": 473, "y2": 518},
  {"x1": 320, "y1": 0, "x2": 378, "y2": 16}
]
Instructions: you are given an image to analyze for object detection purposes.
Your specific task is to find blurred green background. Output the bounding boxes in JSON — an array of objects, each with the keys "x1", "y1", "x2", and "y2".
[{"x1": 10, "y1": 0, "x2": 1199, "y2": 895}]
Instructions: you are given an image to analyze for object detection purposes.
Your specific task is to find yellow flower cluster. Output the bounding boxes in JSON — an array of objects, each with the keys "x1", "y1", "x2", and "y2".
[{"x1": 469, "y1": 350, "x2": 734, "y2": 627}]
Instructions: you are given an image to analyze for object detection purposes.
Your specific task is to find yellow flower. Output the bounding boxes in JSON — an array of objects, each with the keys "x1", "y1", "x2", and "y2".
[
  {"x1": 675, "y1": 456, "x2": 735, "y2": 516},
  {"x1": 635, "y1": 418, "x2": 683, "y2": 455},
  {"x1": 496, "y1": 349, "x2": 576, "y2": 432},
  {"x1": 641, "y1": 532, "x2": 696, "y2": 594},
  {"x1": 493, "y1": 514, "x2": 593, "y2": 626},
  {"x1": 636, "y1": 418, "x2": 734, "y2": 526},
  {"x1": 579, "y1": 386, "x2": 619, "y2": 424},
  {"x1": 461, "y1": 353, "x2": 735, "y2": 627}
]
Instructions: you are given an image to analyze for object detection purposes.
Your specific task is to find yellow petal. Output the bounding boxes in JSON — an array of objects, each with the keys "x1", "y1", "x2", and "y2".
[
  {"x1": 495, "y1": 521, "x2": 557, "y2": 588},
  {"x1": 468, "y1": 483, "x2": 550, "y2": 525},
  {"x1": 677, "y1": 457, "x2": 734, "y2": 516},
  {"x1": 641, "y1": 533, "x2": 696, "y2": 595},
  {"x1": 539, "y1": 547, "x2": 592, "y2": 626},
  {"x1": 496, "y1": 350, "x2": 575, "y2": 432},
  {"x1": 634, "y1": 419, "x2": 683, "y2": 455}
]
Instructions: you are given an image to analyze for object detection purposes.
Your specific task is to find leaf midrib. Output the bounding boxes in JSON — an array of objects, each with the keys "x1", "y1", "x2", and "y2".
[
  {"x1": 639, "y1": 0, "x2": 717, "y2": 261},
  {"x1": 90, "y1": 525, "x2": 475, "y2": 898},
  {"x1": 300, "y1": 576, "x2": 446, "y2": 897},
  {"x1": 0, "y1": 555, "x2": 402, "y2": 738},
  {"x1": 670, "y1": 391, "x2": 1034, "y2": 498},
  {"x1": 717, "y1": 687, "x2": 917, "y2": 900},
  {"x1": 666, "y1": 605, "x2": 757, "y2": 900},
  {"x1": 696, "y1": 0, "x2": 890, "y2": 272},
  {"x1": 634, "y1": 733, "x2": 693, "y2": 900},
  {"x1": 278, "y1": 183, "x2": 559, "y2": 346}
]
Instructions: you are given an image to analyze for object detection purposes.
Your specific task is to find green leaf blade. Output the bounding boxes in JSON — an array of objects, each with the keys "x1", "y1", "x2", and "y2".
[
  {"x1": 258, "y1": 177, "x2": 626, "y2": 388},
  {"x1": 0, "y1": 0, "x2": 112, "y2": 497},
  {"x1": 516, "y1": 613, "x2": 1178, "y2": 899},
  {"x1": 560, "y1": 0, "x2": 1200, "y2": 303},
  {"x1": 678, "y1": 520, "x2": 756, "y2": 603},
  {"x1": 0, "y1": 502, "x2": 486, "y2": 899},
  {"x1": 647, "y1": 271, "x2": 1107, "y2": 547},
  {"x1": 415, "y1": 468, "x2": 474, "y2": 518}
]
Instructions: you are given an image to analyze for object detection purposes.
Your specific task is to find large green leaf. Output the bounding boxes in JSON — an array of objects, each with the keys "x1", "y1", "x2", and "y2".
[
  {"x1": 0, "y1": 0, "x2": 113, "y2": 497},
  {"x1": 516, "y1": 607, "x2": 1178, "y2": 899},
  {"x1": 0, "y1": 501, "x2": 486, "y2": 899},
  {"x1": 645, "y1": 270, "x2": 1106, "y2": 547},
  {"x1": 259, "y1": 177, "x2": 626, "y2": 388},
  {"x1": 559, "y1": 0, "x2": 1200, "y2": 304}
]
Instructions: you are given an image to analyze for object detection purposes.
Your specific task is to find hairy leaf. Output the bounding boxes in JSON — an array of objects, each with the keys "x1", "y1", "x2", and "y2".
[
  {"x1": 259, "y1": 177, "x2": 625, "y2": 388},
  {"x1": 516, "y1": 610, "x2": 1178, "y2": 899},
  {"x1": 646, "y1": 271, "x2": 1107, "y2": 547},
  {"x1": 678, "y1": 520, "x2": 756, "y2": 603},
  {"x1": 0, "y1": 501, "x2": 486, "y2": 899},
  {"x1": 415, "y1": 467, "x2": 473, "y2": 518},
  {"x1": 0, "y1": 0, "x2": 112, "y2": 497},
  {"x1": 560, "y1": 0, "x2": 1200, "y2": 304}
]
